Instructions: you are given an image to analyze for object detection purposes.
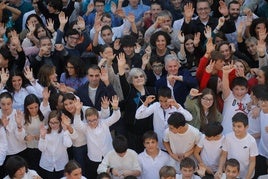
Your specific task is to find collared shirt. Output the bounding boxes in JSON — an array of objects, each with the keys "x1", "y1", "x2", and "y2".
[
  {"x1": 136, "y1": 102, "x2": 192, "y2": 150},
  {"x1": 38, "y1": 130, "x2": 72, "y2": 171},
  {"x1": 138, "y1": 149, "x2": 171, "y2": 179}
]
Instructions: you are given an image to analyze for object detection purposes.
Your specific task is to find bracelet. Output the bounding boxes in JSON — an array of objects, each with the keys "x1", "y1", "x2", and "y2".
[
  {"x1": 259, "y1": 54, "x2": 265, "y2": 58},
  {"x1": 112, "y1": 107, "x2": 119, "y2": 111}
]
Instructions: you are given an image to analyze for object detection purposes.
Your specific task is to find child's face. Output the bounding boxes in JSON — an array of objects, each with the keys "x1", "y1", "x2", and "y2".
[
  {"x1": 49, "y1": 117, "x2": 60, "y2": 130},
  {"x1": 144, "y1": 138, "x2": 158, "y2": 153},
  {"x1": 0, "y1": 97, "x2": 13, "y2": 115},
  {"x1": 232, "y1": 122, "x2": 248, "y2": 138},
  {"x1": 225, "y1": 165, "x2": 239, "y2": 179},
  {"x1": 27, "y1": 102, "x2": 39, "y2": 117},
  {"x1": 168, "y1": 125, "x2": 179, "y2": 134},
  {"x1": 63, "y1": 99, "x2": 76, "y2": 114},
  {"x1": 259, "y1": 99, "x2": 268, "y2": 112},
  {"x1": 86, "y1": 115, "x2": 99, "y2": 128},
  {"x1": 232, "y1": 85, "x2": 248, "y2": 100},
  {"x1": 66, "y1": 168, "x2": 82, "y2": 179},
  {"x1": 181, "y1": 167, "x2": 194, "y2": 179},
  {"x1": 159, "y1": 96, "x2": 170, "y2": 109}
]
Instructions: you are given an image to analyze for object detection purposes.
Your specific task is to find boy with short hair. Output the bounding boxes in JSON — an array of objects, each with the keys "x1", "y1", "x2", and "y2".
[
  {"x1": 194, "y1": 122, "x2": 225, "y2": 176},
  {"x1": 135, "y1": 87, "x2": 192, "y2": 150},
  {"x1": 159, "y1": 166, "x2": 176, "y2": 179},
  {"x1": 221, "y1": 64, "x2": 251, "y2": 134},
  {"x1": 220, "y1": 158, "x2": 240, "y2": 179},
  {"x1": 163, "y1": 112, "x2": 200, "y2": 172},
  {"x1": 216, "y1": 112, "x2": 258, "y2": 179},
  {"x1": 176, "y1": 157, "x2": 201, "y2": 179},
  {"x1": 138, "y1": 131, "x2": 171, "y2": 179},
  {"x1": 97, "y1": 135, "x2": 141, "y2": 179}
]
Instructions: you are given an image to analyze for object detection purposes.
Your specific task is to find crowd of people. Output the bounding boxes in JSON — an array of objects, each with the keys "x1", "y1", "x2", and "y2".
[{"x1": 0, "y1": 0, "x2": 268, "y2": 178}]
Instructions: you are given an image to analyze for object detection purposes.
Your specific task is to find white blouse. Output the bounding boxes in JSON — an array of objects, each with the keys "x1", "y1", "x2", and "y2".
[{"x1": 38, "y1": 130, "x2": 72, "y2": 171}]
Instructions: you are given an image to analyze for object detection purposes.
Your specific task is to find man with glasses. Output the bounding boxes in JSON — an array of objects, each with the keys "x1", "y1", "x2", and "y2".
[{"x1": 181, "y1": 0, "x2": 236, "y2": 46}]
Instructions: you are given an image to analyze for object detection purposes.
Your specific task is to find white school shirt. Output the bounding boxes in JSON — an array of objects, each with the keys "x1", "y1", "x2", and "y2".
[
  {"x1": 258, "y1": 111, "x2": 268, "y2": 158},
  {"x1": 97, "y1": 149, "x2": 141, "y2": 179},
  {"x1": 4, "y1": 169, "x2": 40, "y2": 179},
  {"x1": 247, "y1": 105, "x2": 261, "y2": 146},
  {"x1": 0, "y1": 109, "x2": 26, "y2": 155},
  {"x1": 222, "y1": 132, "x2": 258, "y2": 179},
  {"x1": 138, "y1": 149, "x2": 171, "y2": 179},
  {"x1": 197, "y1": 134, "x2": 224, "y2": 172},
  {"x1": 74, "y1": 109, "x2": 121, "y2": 162},
  {"x1": 38, "y1": 130, "x2": 72, "y2": 171},
  {"x1": 163, "y1": 125, "x2": 201, "y2": 172},
  {"x1": 222, "y1": 93, "x2": 251, "y2": 134},
  {"x1": 176, "y1": 174, "x2": 201, "y2": 179},
  {"x1": 61, "y1": 176, "x2": 87, "y2": 179},
  {"x1": 135, "y1": 102, "x2": 192, "y2": 150},
  {"x1": 0, "y1": 126, "x2": 7, "y2": 165}
]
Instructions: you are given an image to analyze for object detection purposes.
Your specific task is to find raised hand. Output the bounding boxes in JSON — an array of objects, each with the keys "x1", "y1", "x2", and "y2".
[
  {"x1": 218, "y1": 0, "x2": 228, "y2": 16},
  {"x1": 178, "y1": 30, "x2": 185, "y2": 44},
  {"x1": 24, "y1": 66, "x2": 35, "y2": 82},
  {"x1": 61, "y1": 113, "x2": 71, "y2": 130},
  {"x1": 143, "y1": 95, "x2": 156, "y2": 106},
  {"x1": 193, "y1": 32, "x2": 200, "y2": 47},
  {"x1": 167, "y1": 98, "x2": 180, "y2": 109},
  {"x1": 117, "y1": 52, "x2": 126, "y2": 69},
  {"x1": 205, "y1": 38, "x2": 215, "y2": 54},
  {"x1": 258, "y1": 29, "x2": 268, "y2": 42},
  {"x1": 237, "y1": 21, "x2": 245, "y2": 36},
  {"x1": 142, "y1": 53, "x2": 150, "y2": 67},
  {"x1": 46, "y1": 18, "x2": 55, "y2": 33},
  {"x1": 101, "y1": 96, "x2": 109, "y2": 109},
  {"x1": 0, "y1": 68, "x2": 9, "y2": 85},
  {"x1": 27, "y1": 22, "x2": 36, "y2": 33},
  {"x1": 0, "y1": 23, "x2": 6, "y2": 37},
  {"x1": 40, "y1": 124, "x2": 47, "y2": 139},
  {"x1": 127, "y1": 13, "x2": 135, "y2": 24},
  {"x1": 190, "y1": 88, "x2": 202, "y2": 97},
  {"x1": 135, "y1": 42, "x2": 141, "y2": 54},
  {"x1": 245, "y1": 10, "x2": 253, "y2": 27},
  {"x1": 87, "y1": 3, "x2": 94, "y2": 14},
  {"x1": 74, "y1": 98, "x2": 83, "y2": 113},
  {"x1": 204, "y1": 26, "x2": 212, "y2": 39},
  {"x1": 205, "y1": 60, "x2": 215, "y2": 74},
  {"x1": 217, "y1": 17, "x2": 225, "y2": 28},
  {"x1": 184, "y1": 3, "x2": 194, "y2": 22},
  {"x1": 222, "y1": 61, "x2": 235, "y2": 74},
  {"x1": 111, "y1": 1, "x2": 117, "y2": 14},
  {"x1": 54, "y1": 44, "x2": 64, "y2": 51},
  {"x1": 58, "y1": 11, "x2": 68, "y2": 25},
  {"x1": 100, "y1": 67, "x2": 109, "y2": 85},
  {"x1": 76, "y1": 16, "x2": 85, "y2": 31},
  {"x1": 110, "y1": 95, "x2": 119, "y2": 109},
  {"x1": 15, "y1": 110, "x2": 24, "y2": 128}
]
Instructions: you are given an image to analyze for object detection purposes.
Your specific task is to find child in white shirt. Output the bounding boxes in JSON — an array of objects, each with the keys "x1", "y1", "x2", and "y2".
[{"x1": 136, "y1": 87, "x2": 192, "y2": 150}]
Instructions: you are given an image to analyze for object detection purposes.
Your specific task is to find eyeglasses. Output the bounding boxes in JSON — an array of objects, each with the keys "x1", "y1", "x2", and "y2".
[
  {"x1": 133, "y1": 75, "x2": 144, "y2": 79},
  {"x1": 87, "y1": 119, "x2": 98, "y2": 123},
  {"x1": 201, "y1": 97, "x2": 213, "y2": 102}
]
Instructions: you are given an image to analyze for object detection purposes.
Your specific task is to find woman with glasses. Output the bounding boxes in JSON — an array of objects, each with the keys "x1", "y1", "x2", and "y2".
[
  {"x1": 60, "y1": 56, "x2": 87, "y2": 92},
  {"x1": 184, "y1": 88, "x2": 222, "y2": 132},
  {"x1": 117, "y1": 53, "x2": 156, "y2": 153}
]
